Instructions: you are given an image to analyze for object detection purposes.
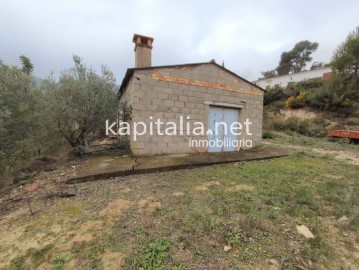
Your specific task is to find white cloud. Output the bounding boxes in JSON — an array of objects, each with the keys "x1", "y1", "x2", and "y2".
[{"x1": 0, "y1": 0, "x2": 358, "y2": 81}]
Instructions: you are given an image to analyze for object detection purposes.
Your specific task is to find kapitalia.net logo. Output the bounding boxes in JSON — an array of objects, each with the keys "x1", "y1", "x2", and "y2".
[{"x1": 106, "y1": 116, "x2": 254, "y2": 149}]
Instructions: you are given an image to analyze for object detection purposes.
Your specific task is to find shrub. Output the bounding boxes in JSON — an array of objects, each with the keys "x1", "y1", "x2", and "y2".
[
  {"x1": 304, "y1": 75, "x2": 359, "y2": 114},
  {"x1": 117, "y1": 136, "x2": 132, "y2": 155},
  {"x1": 285, "y1": 91, "x2": 306, "y2": 109},
  {"x1": 0, "y1": 57, "x2": 62, "y2": 184},
  {"x1": 344, "y1": 117, "x2": 359, "y2": 126},
  {"x1": 284, "y1": 79, "x2": 322, "y2": 99},
  {"x1": 264, "y1": 87, "x2": 285, "y2": 106},
  {"x1": 265, "y1": 116, "x2": 328, "y2": 137},
  {"x1": 127, "y1": 238, "x2": 172, "y2": 270},
  {"x1": 285, "y1": 96, "x2": 295, "y2": 109},
  {"x1": 43, "y1": 56, "x2": 118, "y2": 156},
  {"x1": 351, "y1": 106, "x2": 359, "y2": 117},
  {"x1": 262, "y1": 130, "x2": 275, "y2": 139}
]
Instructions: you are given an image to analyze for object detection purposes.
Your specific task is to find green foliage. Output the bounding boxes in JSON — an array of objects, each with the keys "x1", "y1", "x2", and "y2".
[
  {"x1": 302, "y1": 236, "x2": 331, "y2": 261},
  {"x1": 0, "y1": 55, "x2": 118, "y2": 183},
  {"x1": 295, "y1": 28, "x2": 359, "y2": 111},
  {"x1": 263, "y1": 87, "x2": 285, "y2": 105},
  {"x1": 305, "y1": 75, "x2": 358, "y2": 111},
  {"x1": 119, "y1": 101, "x2": 132, "y2": 122},
  {"x1": 30, "y1": 244, "x2": 54, "y2": 264},
  {"x1": 8, "y1": 244, "x2": 54, "y2": 269},
  {"x1": 286, "y1": 79, "x2": 323, "y2": 95},
  {"x1": 43, "y1": 55, "x2": 118, "y2": 155},
  {"x1": 260, "y1": 69, "x2": 277, "y2": 79},
  {"x1": 129, "y1": 238, "x2": 172, "y2": 270},
  {"x1": 70, "y1": 239, "x2": 104, "y2": 269},
  {"x1": 265, "y1": 116, "x2": 328, "y2": 137},
  {"x1": 262, "y1": 130, "x2": 275, "y2": 139},
  {"x1": 117, "y1": 136, "x2": 132, "y2": 155},
  {"x1": 19, "y1": 179, "x2": 32, "y2": 186},
  {"x1": 141, "y1": 238, "x2": 171, "y2": 270},
  {"x1": 277, "y1": 51, "x2": 293, "y2": 75},
  {"x1": 9, "y1": 255, "x2": 26, "y2": 270},
  {"x1": 277, "y1": 40, "x2": 319, "y2": 75},
  {"x1": 0, "y1": 57, "x2": 47, "y2": 181},
  {"x1": 0, "y1": 57, "x2": 65, "y2": 184},
  {"x1": 53, "y1": 255, "x2": 69, "y2": 270},
  {"x1": 332, "y1": 26, "x2": 359, "y2": 76},
  {"x1": 260, "y1": 40, "x2": 319, "y2": 78},
  {"x1": 116, "y1": 101, "x2": 132, "y2": 154},
  {"x1": 264, "y1": 71, "x2": 358, "y2": 114},
  {"x1": 345, "y1": 117, "x2": 359, "y2": 125},
  {"x1": 19, "y1": 55, "x2": 34, "y2": 75},
  {"x1": 302, "y1": 26, "x2": 359, "y2": 112},
  {"x1": 290, "y1": 40, "x2": 319, "y2": 73},
  {"x1": 264, "y1": 79, "x2": 324, "y2": 107},
  {"x1": 223, "y1": 218, "x2": 269, "y2": 248}
]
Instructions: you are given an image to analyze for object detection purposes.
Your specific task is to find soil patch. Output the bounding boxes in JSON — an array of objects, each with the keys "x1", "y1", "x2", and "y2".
[{"x1": 195, "y1": 181, "x2": 221, "y2": 191}]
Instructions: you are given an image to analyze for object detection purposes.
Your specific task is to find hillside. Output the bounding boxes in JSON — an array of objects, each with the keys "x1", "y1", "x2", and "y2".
[{"x1": 263, "y1": 77, "x2": 359, "y2": 140}]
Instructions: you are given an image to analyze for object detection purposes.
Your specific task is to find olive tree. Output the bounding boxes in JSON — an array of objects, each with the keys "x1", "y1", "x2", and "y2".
[
  {"x1": 43, "y1": 56, "x2": 118, "y2": 155},
  {"x1": 0, "y1": 57, "x2": 40, "y2": 179}
]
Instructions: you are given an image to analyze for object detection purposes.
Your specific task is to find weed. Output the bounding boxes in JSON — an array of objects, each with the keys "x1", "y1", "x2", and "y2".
[
  {"x1": 30, "y1": 243, "x2": 54, "y2": 264},
  {"x1": 53, "y1": 255, "x2": 69, "y2": 270},
  {"x1": 158, "y1": 209, "x2": 168, "y2": 217},
  {"x1": 70, "y1": 239, "x2": 105, "y2": 269},
  {"x1": 262, "y1": 130, "x2": 275, "y2": 139},
  {"x1": 9, "y1": 255, "x2": 25, "y2": 270},
  {"x1": 222, "y1": 217, "x2": 271, "y2": 260},
  {"x1": 143, "y1": 238, "x2": 171, "y2": 269},
  {"x1": 301, "y1": 236, "x2": 331, "y2": 261},
  {"x1": 134, "y1": 226, "x2": 147, "y2": 237},
  {"x1": 128, "y1": 238, "x2": 171, "y2": 270},
  {"x1": 295, "y1": 186, "x2": 315, "y2": 207},
  {"x1": 20, "y1": 179, "x2": 32, "y2": 185}
]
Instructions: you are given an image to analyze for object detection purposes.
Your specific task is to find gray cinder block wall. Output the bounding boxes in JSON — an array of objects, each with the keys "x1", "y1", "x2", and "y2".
[{"x1": 119, "y1": 63, "x2": 263, "y2": 155}]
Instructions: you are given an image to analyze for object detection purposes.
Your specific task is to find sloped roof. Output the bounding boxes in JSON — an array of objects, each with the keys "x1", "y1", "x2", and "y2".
[{"x1": 118, "y1": 61, "x2": 265, "y2": 97}]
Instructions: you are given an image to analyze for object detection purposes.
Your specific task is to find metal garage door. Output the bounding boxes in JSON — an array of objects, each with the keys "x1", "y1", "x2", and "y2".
[{"x1": 208, "y1": 106, "x2": 239, "y2": 152}]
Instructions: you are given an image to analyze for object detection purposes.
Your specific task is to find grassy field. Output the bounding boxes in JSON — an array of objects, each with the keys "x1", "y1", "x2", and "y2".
[{"x1": 0, "y1": 135, "x2": 358, "y2": 269}]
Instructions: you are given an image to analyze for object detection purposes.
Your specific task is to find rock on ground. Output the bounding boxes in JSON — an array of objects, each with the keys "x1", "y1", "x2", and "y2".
[{"x1": 296, "y1": 224, "x2": 314, "y2": 239}]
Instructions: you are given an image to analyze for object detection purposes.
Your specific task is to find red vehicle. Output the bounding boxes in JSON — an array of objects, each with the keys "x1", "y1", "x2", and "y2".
[{"x1": 327, "y1": 130, "x2": 359, "y2": 144}]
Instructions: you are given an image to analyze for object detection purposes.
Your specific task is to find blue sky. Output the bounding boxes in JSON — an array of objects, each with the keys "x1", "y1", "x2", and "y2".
[{"x1": 1, "y1": 0, "x2": 358, "y2": 81}]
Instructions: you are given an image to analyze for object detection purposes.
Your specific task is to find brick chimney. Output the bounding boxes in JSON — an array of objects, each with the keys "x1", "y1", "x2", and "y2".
[{"x1": 132, "y1": 34, "x2": 154, "y2": 68}]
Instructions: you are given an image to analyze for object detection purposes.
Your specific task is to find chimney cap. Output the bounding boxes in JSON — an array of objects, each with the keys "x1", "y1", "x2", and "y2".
[{"x1": 132, "y1": 33, "x2": 154, "y2": 48}]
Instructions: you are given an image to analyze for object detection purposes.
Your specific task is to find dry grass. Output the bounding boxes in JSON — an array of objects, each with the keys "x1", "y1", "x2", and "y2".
[{"x1": 0, "y1": 139, "x2": 358, "y2": 269}]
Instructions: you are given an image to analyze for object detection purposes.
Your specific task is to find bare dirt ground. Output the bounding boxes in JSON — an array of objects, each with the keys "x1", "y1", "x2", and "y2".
[{"x1": 0, "y1": 134, "x2": 358, "y2": 269}]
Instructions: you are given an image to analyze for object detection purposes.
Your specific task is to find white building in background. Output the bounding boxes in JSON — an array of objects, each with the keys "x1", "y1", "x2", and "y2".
[{"x1": 253, "y1": 66, "x2": 333, "y2": 90}]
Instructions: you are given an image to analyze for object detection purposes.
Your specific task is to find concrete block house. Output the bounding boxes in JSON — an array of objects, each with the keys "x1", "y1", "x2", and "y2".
[{"x1": 118, "y1": 34, "x2": 264, "y2": 155}]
